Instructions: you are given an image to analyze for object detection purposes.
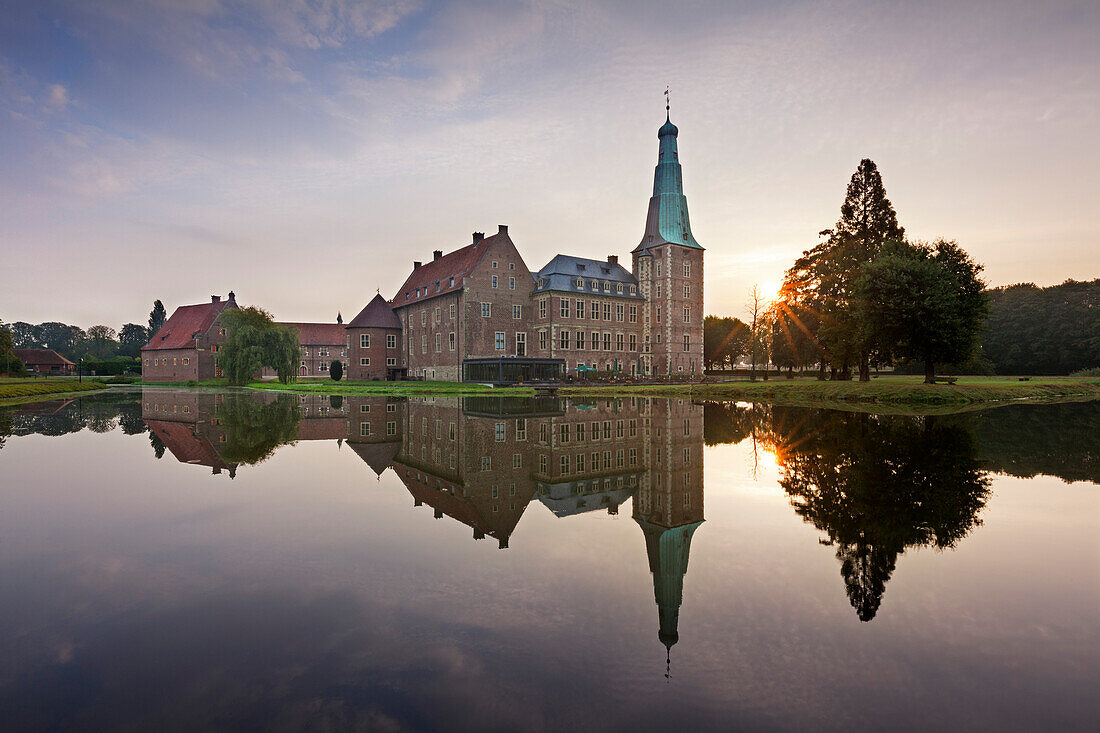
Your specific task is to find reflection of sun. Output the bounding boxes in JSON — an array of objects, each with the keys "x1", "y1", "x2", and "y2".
[{"x1": 759, "y1": 448, "x2": 780, "y2": 471}]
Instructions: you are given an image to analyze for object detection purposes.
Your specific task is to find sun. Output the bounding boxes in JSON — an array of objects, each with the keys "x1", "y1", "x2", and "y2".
[{"x1": 759, "y1": 279, "x2": 781, "y2": 303}]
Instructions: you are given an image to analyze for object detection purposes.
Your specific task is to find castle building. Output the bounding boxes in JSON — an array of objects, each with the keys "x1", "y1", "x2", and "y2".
[
  {"x1": 142, "y1": 293, "x2": 238, "y2": 382},
  {"x1": 349, "y1": 108, "x2": 705, "y2": 382}
]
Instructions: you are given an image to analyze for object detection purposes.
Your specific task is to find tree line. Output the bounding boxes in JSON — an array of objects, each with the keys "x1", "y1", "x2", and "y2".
[{"x1": 1, "y1": 300, "x2": 169, "y2": 374}]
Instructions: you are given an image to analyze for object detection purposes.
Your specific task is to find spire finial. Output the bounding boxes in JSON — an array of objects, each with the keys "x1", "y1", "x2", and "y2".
[{"x1": 664, "y1": 85, "x2": 670, "y2": 117}]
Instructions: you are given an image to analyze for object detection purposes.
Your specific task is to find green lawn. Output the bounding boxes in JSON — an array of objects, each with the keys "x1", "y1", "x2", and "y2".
[
  {"x1": 246, "y1": 380, "x2": 538, "y2": 396},
  {"x1": 560, "y1": 375, "x2": 1100, "y2": 406},
  {"x1": 0, "y1": 380, "x2": 107, "y2": 404}
]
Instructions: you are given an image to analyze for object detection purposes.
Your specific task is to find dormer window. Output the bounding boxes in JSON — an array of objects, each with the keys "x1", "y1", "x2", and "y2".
[
  {"x1": 616, "y1": 283, "x2": 623, "y2": 294},
  {"x1": 630, "y1": 285, "x2": 637, "y2": 295},
  {"x1": 576, "y1": 277, "x2": 584, "y2": 288},
  {"x1": 590, "y1": 280, "x2": 598, "y2": 291},
  {"x1": 603, "y1": 282, "x2": 611, "y2": 292}
]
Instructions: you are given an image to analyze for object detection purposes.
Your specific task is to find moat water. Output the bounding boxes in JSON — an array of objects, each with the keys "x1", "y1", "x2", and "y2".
[{"x1": 0, "y1": 389, "x2": 1097, "y2": 731}]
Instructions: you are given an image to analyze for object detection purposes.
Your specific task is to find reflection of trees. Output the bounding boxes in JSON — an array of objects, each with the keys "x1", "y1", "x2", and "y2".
[
  {"x1": 8, "y1": 393, "x2": 146, "y2": 438},
  {"x1": 702, "y1": 402, "x2": 753, "y2": 445},
  {"x1": 214, "y1": 394, "x2": 300, "y2": 466},
  {"x1": 760, "y1": 409, "x2": 991, "y2": 621},
  {"x1": 970, "y1": 402, "x2": 1100, "y2": 484},
  {"x1": 150, "y1": 431, "x2": 166, "y2": 459},
  {"x1": 0, "y1": 409, "x2": 11, "y2": 451}
]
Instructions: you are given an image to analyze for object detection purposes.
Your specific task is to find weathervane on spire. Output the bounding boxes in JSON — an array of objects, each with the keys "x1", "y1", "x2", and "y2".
[{"x1": 665, "y1": 85, "x2": 670, "y2": 114}]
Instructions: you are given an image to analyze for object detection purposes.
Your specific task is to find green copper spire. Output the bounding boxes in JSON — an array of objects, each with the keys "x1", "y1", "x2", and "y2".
[{"x1": 634, "y1": 103, "x2": 703, "y2": 253}]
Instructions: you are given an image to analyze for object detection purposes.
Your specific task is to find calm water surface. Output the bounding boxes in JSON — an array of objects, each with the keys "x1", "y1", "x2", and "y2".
[{"x1": 0, "y1": 389, "x2": 1097, "y2": 731}]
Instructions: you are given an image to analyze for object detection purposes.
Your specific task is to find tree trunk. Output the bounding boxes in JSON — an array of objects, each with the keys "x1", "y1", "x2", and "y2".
[
  {"x1": 859, "y1": 353, "x2": 870, "y2": 382},
  {"x1": 924, "y1": 359, "x2": 936, "y2": 384},
  {"x1": 818, "y1": 362, "x2": 827, "y2": 381}
]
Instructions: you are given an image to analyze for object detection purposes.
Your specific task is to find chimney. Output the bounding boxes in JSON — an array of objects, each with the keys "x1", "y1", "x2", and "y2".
[
  {"x1": 433, "y1": 250, "x2": 443, "y2": 261},
  {"x1": 498, "y1": 224, "x2": 508, "y2": 235},
  {"x1": 413, "y1": 261, "x2": 422, "y2": 269},
  {"x1": 607, "y1": 255, "x2": 618, "y2": 265},
  {"x1": 212, "y1": 295, "x2": 221, "y2": 303},
  {"x1": 473, "y1": 232, "x2": 484, "y2": 243}
]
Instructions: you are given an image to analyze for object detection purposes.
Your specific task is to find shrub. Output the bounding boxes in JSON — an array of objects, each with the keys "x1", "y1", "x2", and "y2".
[
  {"x1": 330, "y1": 360, "x2": 343, "y2": 381},
  {"x1": 1070, "y1": 367, "x2": 1100, "y2": 378}
]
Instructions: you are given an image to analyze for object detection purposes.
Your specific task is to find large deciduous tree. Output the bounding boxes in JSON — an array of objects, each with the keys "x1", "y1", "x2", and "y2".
[
  {"x1": 218, "y1": 307, "x2": 299, "y2": 385},
  {"x1": 856, "y1": 240, "x2": 988, "y2": 383},
  {"x1": 703, "y1": 316, "x2": 749, "y2": 371},
  {"x1": 119, "y1": 323, "x2": 149, "y2": 358},
  {"x1": 85, "y1": 325, "x2": 119, "y2": 360}
]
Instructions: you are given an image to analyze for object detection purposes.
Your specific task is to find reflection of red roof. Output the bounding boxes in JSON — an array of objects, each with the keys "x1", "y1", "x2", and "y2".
[
  {"x1": 393, "y1": 231, "x2": 506, "y2": 307},
  {"x1": 278, "y1": 322, "x2": 346, "y2": 346},
  {"x1": 347, "y1": 293, "x2": 401, "y2": 329},
  {"x1": 146, "y1": 419, "x2": 236, "y2": 475},
  {"x1": 143, "y1": 298, "x2": 234, "y2": 351},
  {"x1": 349, "y1": 441, "x2": 400, "y2": 476},
  {"x1": 13, "y1": 349, "x2": 74, "y2": 367}
]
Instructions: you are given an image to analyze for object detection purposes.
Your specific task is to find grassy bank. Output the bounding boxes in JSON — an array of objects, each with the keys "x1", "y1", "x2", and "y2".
[
  {"x1": 559, "y1": 376, "x2": 1100, "y2": 406},
  {"x1": 0, "y1": 380, "x2": 107, "y2": 405},
  {"x1": 246, "y1": 380, "x2": 537, "y2": 397}
]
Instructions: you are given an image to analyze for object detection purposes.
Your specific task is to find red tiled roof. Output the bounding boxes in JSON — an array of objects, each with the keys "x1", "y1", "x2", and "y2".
[
  {"x1": 13, "y1": 349, "x2": 74, "y2": 366},
  {"x1": 143, "y1": 298, "x2": 235, "y2": 351},
  {"x1": 278, "y1": 322, "x2": 346, "y2": 346},
  {"x1": 347, "y1": 293, "x2": 401, "y2": 329},
  {"x1": 393, "y1": 231, "x2": 507, "y2": 308}
]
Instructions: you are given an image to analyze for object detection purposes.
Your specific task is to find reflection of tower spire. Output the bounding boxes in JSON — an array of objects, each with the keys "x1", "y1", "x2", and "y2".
[{"x1": 636, "y1": 517, "x2": 702, "y2": 661}]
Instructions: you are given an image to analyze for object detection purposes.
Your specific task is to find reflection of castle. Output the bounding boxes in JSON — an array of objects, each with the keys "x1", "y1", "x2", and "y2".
[{"x1": 138, "y1": 388, "x2": 705, "y2": 661}]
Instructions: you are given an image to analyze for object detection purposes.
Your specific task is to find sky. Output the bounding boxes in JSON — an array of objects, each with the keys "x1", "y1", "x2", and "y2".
[{"x1": 1, "y1": 0, "x2": 1098, "y2": 329}]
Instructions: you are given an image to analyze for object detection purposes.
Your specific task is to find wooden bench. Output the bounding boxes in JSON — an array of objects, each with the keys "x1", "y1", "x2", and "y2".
[{"x1": 934, "y1": 376, "x2": 958, "y2": 385}]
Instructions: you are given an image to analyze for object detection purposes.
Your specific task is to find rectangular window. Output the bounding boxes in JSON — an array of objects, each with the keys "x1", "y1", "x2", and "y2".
[
  {"x1": 513, "y1": 454, "x2": 522, "y2": 468},
  {"x1": 539, "y1": 299, "x2": 547, "y2": 318},
  {"x1": 656, "y1": 307, "x2": 661, "y2": 323},
  {"x1": 560, "y1": 455, "x2": 570, "y2": 474},
  {"x1": 435, "y1": 307, "x2": 441, "y2": 323},
  {"x1": 539, "y1": 454, "x2": 548, "y2": 473},
  {"x1": 481, "y1": 303, "x2": 491, "y2": 317},
  {"x1": 509, "y1": 277, "x2": 516, "y2": 289},
  {"x1": 387, "y1": 421, "x2": 397, "y2": 436},
  {"x1": 360, "y1": 334, "x2": 370, "y2": 349},
  {"x1": 539, "y1": 330, "x2": 547, "y2": 350},
  {"x1": 591, "y1": 301, "x2": 599, "y2": 320},
  {"x1": 629, "y1": 334, "x2": 637, "y2": 351},
  {"x1": 481, "y1": 457, "x2": 491, "y2": 471},
  {"x1": 629, "y1": 304, "x2": 637, "y2": 323},
  {"x1": 576, "y1": 300, "x2": 585, "y2": 319},
  {"x1": 560, "y1": 423, "x2": 570, "y2": 443},
  {"x1": 361, "y1": 404, "x2": 371, "y2": 413},
  {"x1": 435, "y1": 333, "x2": 441, "y2": 352},
  {"x1": 616, "y1": 304, "x2": 624, "y2": 321},
  {"x1": 683, "y1": 283, "x2": 690, "y2": 298},
  {"x1": 515, "y1": 332, "x2": 526, "y2": 356},
  {"x1": 421, "y1": 310, "x2": 426, "y2": 326},
  {"x1": 495, "y1": 423, "x2": 506, "y2": 441},
  {"x1": 576, "y1": 453, "x2": 585, "y2": 473},
  {"x1": 182, "y1": 358, "x2": 189, "y2": 365},
  {"x1": 492, "y1": 275, "x2": 498, "y2": 288},
  {"x1": 387, "y1": 334, "x2": 396, "y2": 348},
  {"x1": 495, "y1": 332, "x2": 506, "y2": 350},
  {"x1": 616, "y1": 334, "x2": 624, "y2": 351},
  {"x1": 577, "y1": 423, "x2": 585, "y2": 441},
  {"x1": 421, "y1": 335, "x2": 427, "y2": 354},
  {"x1": 656, "y1": 263, "x2": 661, "y2": 277},
  {"x1": 575, "y1": 332, "x2": 585, "y2": 350},
  {"x1": 513, "y1": 305, "x2": 522, "y2": 319},
  {"x1": 360, "y1": 357, "x2": 370, "y2": 366},
  {"x1": 603, "y1": 333, "x2": 611, "y2": 350},
  {"x1": 591, "y1": 331, "x2": 599, "y2": 350},
  {"x1": 629, "y1": 447, "x2": 637, "y2": 466},
  {"x1": 449, "y1": 332, "x2": 456, "y2": 351},
  {"x1": 449, "y1": 303, "x2": 456, "y2": 319},
  {"x1": 683, "y1": 306, "x2": 690, "y2": 323},
  {"x1": 683, "y1": 262, "x2": 691, "y2": 277},
  {"x1": 560, "y1": 299, "x2": 570, "y2": 318},
  {"x1": 560, "y1": 330, "x2": 570, "y2": 349},
  {"x1": 386, "y1": 357, "x2": 396, "y2": 366},
  {"x1": 360, "y1": 422, "x2": 371, "y2": 437},
  {"x1": 603, "y1": 303, "x2": 611, "y2": 320}
]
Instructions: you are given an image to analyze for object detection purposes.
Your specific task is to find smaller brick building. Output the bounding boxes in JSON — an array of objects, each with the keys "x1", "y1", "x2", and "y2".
[
  {"x1": 12, "y1": 349, "x2": 75, "y2": 375},
  {"x1": 345, "y1": 293, "x2": 405, "y2": 381},
  {"x1": 142, "y1": 293, "x2": 238, "y2": 382},
  {"x1": 274, "y1": 321, "x2": 347, "y2": 378}
]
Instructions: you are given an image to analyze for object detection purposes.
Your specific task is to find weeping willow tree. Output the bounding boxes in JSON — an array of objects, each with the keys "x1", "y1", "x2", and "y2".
[
  {"x1": 218, "y1": 307, "x2": 299, "y2": 384},
  {"x1": 214, "y1": 394, "x2": 300, "y2": 465}
]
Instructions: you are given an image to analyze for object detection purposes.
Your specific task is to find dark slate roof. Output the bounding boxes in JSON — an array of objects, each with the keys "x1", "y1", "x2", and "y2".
[
  {"x1": 347, "y1": 293, "x2": 402, "y2": 330},
  {"x1": 533, "y1": 254, "x2": 643, "y2": 299},
  {"x1": 143, "y1": 296, "x2": 236, "y2": 351},
  {"x1": 13, "y1": 349, "x2": 74, "y2": 366},
  {"x1": 277, "y1": 322, "x2": 346, "y2": 346},
  {"x1": 393, "y1": 230, "x2": 507, "y2": 307}
]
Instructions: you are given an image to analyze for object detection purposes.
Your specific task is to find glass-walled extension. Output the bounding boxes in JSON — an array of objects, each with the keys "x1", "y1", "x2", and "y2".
[{"x1": 462, "y1": 356, "x2": 564, "y2": 384}]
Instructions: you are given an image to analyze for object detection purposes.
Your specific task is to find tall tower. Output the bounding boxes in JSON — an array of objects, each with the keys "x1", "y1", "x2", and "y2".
[{"x1": 632, "y1": 103, "x2": 705, "y2": 376}]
